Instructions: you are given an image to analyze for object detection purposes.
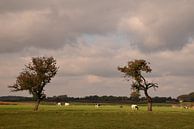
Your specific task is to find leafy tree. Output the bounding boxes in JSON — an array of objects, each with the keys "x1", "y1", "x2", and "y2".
[
  {"x1": 177, "y1": 92, "x2": 194, "y2": 102},
  {"x1": 177, "y1": 94, "x2": 190, "y2": 102},
  {"x1": 118, "y1": 59, "x2": 158, "y2": 111},
  {"x1": 9, "y1": 57, "x2": 58, "y2": 111},
  {"x1": 189, "y1": 92, "x2": 194, "y2": 101}
]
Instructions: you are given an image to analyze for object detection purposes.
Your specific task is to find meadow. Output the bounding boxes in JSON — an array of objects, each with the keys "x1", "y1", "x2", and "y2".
[{"x1": 0, "y1": 103, "x2": 194, "y2": 129}]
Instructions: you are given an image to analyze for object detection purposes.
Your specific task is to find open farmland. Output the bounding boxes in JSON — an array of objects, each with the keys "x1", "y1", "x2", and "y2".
[{"x1": 0, "y1": 103, "x2": 194, "y2": 129}]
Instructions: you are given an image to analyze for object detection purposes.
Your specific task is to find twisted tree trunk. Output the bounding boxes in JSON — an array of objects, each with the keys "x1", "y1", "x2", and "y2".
[
  {"x1": 144, "y1": 89, "x2": 152, "y2": 111},
  {"x1": 34, "y1": 99, "x2": 41, "y2": 111}
]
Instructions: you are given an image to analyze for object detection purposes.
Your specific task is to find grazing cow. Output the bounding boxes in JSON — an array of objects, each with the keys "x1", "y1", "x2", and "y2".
[
  {"x1": 57, "y1": 102, "x2": 62, "y2": 106},
  {"x1": 65, "y1": 103, "x2": 70, "y2": 106},
  {"x1": 131, "y1": 104, "x2": 139, "y2": 110},
  {"x1": 183, "y1": 106, "x2": 189, "y2": 109},
  {"x1": 95, "y1": 104, "x2": 100, "y2": 108}
]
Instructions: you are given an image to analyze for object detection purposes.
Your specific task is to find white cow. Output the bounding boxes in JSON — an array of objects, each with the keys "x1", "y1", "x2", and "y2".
[
  {"x1": 131, "y1": 104, "x2": 139, "y2": 110},
  {"x1": 65, "y1": 103, "x2": 70, "y2": 106},
  {"x1": 57, "y1": 102, "x2": 62, "y2": 106}
]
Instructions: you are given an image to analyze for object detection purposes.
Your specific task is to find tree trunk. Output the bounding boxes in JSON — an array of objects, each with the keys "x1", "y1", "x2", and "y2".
[
  {"x1": 34, "y1": 99, "x2": 41, "y2": 111},
  {"x1": 144, "y1": 89, "x2": 152, "y2": 111},
  {"x1": 147, "y1": 100, "x2": 152, "y2": 111}
]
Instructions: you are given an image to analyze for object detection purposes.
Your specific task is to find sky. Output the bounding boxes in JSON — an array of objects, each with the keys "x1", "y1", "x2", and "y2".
[{"x1": 0, "y1": 0, "x2": 194, "y2": 98}]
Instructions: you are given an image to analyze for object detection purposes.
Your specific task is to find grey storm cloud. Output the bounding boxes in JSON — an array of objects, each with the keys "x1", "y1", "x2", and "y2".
[
  {"x1": 0, "y1": 0, "x2": 135, "y2": 53},
  {"x1": 1, "y1": 0, "x2": 194, "y2": 53},
  {"x1": 129, "y1": 1, "x2": 194, "y2": 51}
]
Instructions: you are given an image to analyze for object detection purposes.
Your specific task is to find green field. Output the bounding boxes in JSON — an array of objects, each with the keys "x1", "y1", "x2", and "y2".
[{"x1": 0, "y1": 104, "x2": 194, "y2": 129}]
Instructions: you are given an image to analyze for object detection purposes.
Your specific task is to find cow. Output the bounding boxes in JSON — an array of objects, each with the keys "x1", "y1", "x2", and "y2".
[
  {"x1": 131, "y1": 104, "x2": 139, "y2": 110},
  {"x1": 57, "y1": 102, "x2": 62, "y2": 106},
  {"x1": 95, "y1": 104, "x2": 100, "y2": 108},
  {"x1": 65, "y1": 103, "x2": 70, "y2": 106}
]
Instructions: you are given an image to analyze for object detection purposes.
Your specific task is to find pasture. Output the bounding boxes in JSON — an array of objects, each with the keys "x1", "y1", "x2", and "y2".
[{"x1": 0, "y1": 103, "x2": 194, "y2": 129}]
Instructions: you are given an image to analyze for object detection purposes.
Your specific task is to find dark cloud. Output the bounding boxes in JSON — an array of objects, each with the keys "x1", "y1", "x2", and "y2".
[
  {"x1": 0, "y1": 0, "x2": 137, "y2": 53},
  {"x1": 119, "y1": 1, "x2": 194, "y2": 51},
  {"x1": 1, "y1": 0, "x2": 194, "y2": 52}
]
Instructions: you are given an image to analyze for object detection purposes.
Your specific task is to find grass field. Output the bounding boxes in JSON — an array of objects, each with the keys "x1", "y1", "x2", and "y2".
[{"x1": 0, "y1": 103, "x2": 194, "y2": 129}]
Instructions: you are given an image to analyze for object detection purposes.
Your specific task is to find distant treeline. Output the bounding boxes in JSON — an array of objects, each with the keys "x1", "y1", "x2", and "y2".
[
  {"x1": 177, "y1": 92, "x2": 194, "y2": 102},
  {"x1": 0, "y1": 95, "x2": 179, "y2": 103},
  {"x1": 0, "y1": 96, "x2": 33, "y2": 102}
]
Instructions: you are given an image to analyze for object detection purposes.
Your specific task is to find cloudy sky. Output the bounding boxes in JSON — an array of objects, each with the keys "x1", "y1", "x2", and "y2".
[{"x1": 0, "y1": 0, "x2": 194, "y2": 98}]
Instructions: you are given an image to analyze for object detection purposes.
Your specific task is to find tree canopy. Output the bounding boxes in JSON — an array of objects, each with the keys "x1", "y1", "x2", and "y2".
[{"x1": 9, "y1": 56, "x2": 58, "y2": 111}]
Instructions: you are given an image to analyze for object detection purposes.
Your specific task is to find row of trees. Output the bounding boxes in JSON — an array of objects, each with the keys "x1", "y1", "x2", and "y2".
[
  {"x1": 0, "y1": 95, "x2": 178, "y2": 103},
  {"x1": 9, "y1": 57, "x2": 158, "y2": 111}
]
